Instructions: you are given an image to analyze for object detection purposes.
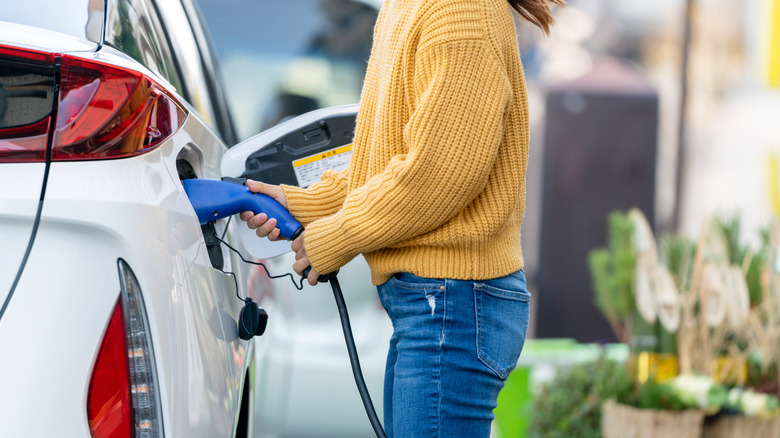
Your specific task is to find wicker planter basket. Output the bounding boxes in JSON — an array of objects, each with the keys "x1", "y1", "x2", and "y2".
[
  {"x1": 601, "y1": 399, "x2": 704, "y2": 438},
  {"x1": 702, "y1": 415, "x2": 780, "y2": 437}
]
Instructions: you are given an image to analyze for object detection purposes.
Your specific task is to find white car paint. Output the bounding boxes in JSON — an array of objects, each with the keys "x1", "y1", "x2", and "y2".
[
  {"x1": 1, "y1": 2, "x2": 392, "y2": 437},
  {"x1": 0, "y1": 115, "x2": 252, "y2": 437},
  {"x1": 0, "y1": 5, "x2": 254, "y2": 437},
  {"x1": 0, "y1": 164, "x2": 45, "y2": 297}
]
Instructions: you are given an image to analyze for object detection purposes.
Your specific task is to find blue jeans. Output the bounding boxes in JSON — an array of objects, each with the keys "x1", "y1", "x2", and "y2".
[{"x1": 377, "y1": 269, "x2": 530, "y2": 438}]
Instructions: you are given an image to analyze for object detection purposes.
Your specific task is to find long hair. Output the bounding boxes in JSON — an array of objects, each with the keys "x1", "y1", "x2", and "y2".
[{"x1": 507, "y1": 0, "x2": 565, "y2": 35}]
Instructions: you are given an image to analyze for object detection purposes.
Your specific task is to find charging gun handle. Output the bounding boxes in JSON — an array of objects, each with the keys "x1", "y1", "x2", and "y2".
[{"x1": 183, "y1": 178, "x2": 304, "y2": 240}]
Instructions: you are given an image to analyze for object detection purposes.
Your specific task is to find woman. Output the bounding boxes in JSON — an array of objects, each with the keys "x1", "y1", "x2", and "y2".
[{"x1": 241, "y1": 0, "x2": 563, "y2": 435}]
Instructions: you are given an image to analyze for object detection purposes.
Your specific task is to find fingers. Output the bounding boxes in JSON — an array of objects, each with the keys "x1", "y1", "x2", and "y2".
[
  {"x1": 291, "y1": 232, "x2": 304, "y2": 253},
  {"x1": 291, "y1": 232, "x2": 316, "y2": 285},
  {"x1": 255, "y1": 217, "x2": 278, "y2": 239},
  {"x1": 292, "y1": 255, "x2": 309, "y2": 277},
  {"x1": 307, "y1": 267, "x2": 320, "y2": 286},
  {"x1": 243, "y1": 213, "x2": 283, "y2": 240},
  {"x1": 293, "y1": 256, "x2": 319, "y2": 286},
  {"x1": 294, "y1": 245, "x2": 306, "y2": 262},
  {"x1": 245, "y1": 212, "x2": 267, "y2": 229},
  {"x1": 265, "y1": 227, "x2": 282, "y2": 241}
]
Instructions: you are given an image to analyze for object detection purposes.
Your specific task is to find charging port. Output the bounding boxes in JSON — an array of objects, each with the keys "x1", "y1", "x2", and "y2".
[
  {"x1": 177, "y1": 159, "x2": 198, "y2": 181},
  {"x1": 178, "y1": 158, "x2": 224, "y2": 269}
]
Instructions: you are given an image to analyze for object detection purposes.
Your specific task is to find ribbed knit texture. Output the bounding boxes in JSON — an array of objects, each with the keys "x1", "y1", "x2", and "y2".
[{"x1": 282, "y1": 0, "x2": 529, "y2": 285}]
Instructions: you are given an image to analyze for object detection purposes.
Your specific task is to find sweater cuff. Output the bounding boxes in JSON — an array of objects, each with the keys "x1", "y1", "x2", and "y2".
[
  {"x1": 281, "y1": 170, "x2": 346, "y2": 226},
  {"x1": 303, "y1": 210, "x2": 357, "y2": 275}
]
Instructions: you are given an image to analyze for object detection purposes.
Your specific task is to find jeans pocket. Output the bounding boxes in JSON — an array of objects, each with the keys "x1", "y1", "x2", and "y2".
[
  {"x1": 390, "y1": 272, "x2": 445, "y2": 290},
  {"x1": 382, "y1": 273, "x2": 446, "y2": 324},
  {"x1": 474, "y1": 281, "x2": 530, "y2": 380}
]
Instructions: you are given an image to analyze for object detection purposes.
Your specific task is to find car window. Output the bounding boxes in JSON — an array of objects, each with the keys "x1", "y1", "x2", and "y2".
[
  {"x1": 152, "y1": 0, "x2": 223, "y2": 136},
  {"x1": 0, "y1": 0, "x2": 103, "y2": 44},
  {"x1": 195, "y1": 0, "x2": 380, "y2": 142},
  {"x1": 105, "y1": 0, "x2": 185, "y2": 97}
]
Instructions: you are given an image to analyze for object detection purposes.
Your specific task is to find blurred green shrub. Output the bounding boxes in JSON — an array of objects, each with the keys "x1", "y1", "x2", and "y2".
[
  {"x1": 588, "y1": 212, "x2": 636, "y2": 344},
  {"x1": 526, "y1": 357, "x2": 632, "y2": 438}
]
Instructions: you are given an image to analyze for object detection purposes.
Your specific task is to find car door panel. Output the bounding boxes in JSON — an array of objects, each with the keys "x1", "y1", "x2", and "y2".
[
  {"x1": 1, "y1": 0, "x2": 251, "y2": 435},
  {"x1": 0, "y1": 165, "x2": 45, "y2": 304},
  {"x1": 0, "y1": 136, "x2": 239, "y2": 437}
]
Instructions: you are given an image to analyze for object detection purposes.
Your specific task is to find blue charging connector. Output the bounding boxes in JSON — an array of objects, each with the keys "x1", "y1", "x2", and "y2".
[
  {"x1": 182, "y1": 178, "x2": 303, "y2": 240},
  {"x1": 182, "y1": 176, "x2": 386, "y2": 437}
]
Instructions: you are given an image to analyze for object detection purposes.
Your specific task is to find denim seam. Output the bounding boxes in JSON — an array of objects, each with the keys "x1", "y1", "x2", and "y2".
[
  {"x1": 474, "y1": 283, "x2": 531, "y2": 301},
  {"x1": 389, "y1": 278, "x2": 445, "y2": 291},
  {"x1": 474, "y1": 286, "x2": 510, "y2": 380},
  {"x1": 434, "y1": 280, "x2": 448, "y2": 438}
]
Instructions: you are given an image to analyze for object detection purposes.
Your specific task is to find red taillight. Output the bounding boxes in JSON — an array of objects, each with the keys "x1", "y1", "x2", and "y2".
[
  {"x1": 53, "y1": 55, "x2": 186, "y2": 160},
  {"x1": 0, "y1": 47, "x2": 187, "y2": 163},
  {"x1": 0, "y1": 45, "x2": 54, "y2": 63},
  {"x1": 0, "y1": 118, "x2": 51, "y2": 163},
  {"x1": 0, "y1": 46, "x2": 55, "y2": 163},
  {"x1": 87, "y1": 299, "x2": 132, "y2": 438}
]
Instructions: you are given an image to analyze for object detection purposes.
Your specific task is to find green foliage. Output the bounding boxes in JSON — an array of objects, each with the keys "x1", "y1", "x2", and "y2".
[
  {"x1": 716, "y1": 216, "x2": 743, "y2": 267},
  {"x1": 526, "y1": 358, "x2": 633, "y2": 438},
  {"x1": 589, "y1": 212, "x2": 636, "y2": 322},
  {"x1": 714, "y1": 216, "x2": 767, "y2": 306},
  {"x1": 661, "y1": 235, "x2": 697, "y2": 292},
  {"x1": 769, "y1": 395, "x2": 780, "y2": 413},
  {"x1": 746, "y1": 356, "x2": 780, "y2": 396},
  {"x1": 621, "y1": 375, "x2": 728, "y2": 414},
  {"x1": 708, "y1": 384, "x2": 730, "y2": 413},
  {"x1": 633, "y1": 380, "x2": 692, "y2": 411}
]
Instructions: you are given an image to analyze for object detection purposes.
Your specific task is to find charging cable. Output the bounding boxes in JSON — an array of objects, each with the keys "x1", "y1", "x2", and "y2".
[{"x1": 214, "y1": 234, "x2": 386, "y2": 438}]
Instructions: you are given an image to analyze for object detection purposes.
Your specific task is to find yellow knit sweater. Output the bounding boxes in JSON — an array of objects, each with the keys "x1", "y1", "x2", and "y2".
[{"x1": 282, "y1": 0, "x2": 529, "y2": 285}]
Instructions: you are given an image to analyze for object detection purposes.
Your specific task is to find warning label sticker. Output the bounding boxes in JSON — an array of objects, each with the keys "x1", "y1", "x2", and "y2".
[{"x1": 292, "y1": 144, "x2": 353, "y2": 188}]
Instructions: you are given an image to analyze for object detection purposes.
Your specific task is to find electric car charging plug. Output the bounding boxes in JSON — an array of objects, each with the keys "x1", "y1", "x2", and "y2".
[
  {"x1": 184, "y1": 178, "x2": 386, "y2": 437},
  {"x1": 183, "y1": 177, "x2": 303, "y2": 240}
]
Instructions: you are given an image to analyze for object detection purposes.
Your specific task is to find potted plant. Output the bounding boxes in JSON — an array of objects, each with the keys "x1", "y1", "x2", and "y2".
[
  {"x1": 602, "y1": 374, "x2": 727, "y2": 438},
  {"x1": 703, "y1": 387, "x2": 780, "y2": 437}
]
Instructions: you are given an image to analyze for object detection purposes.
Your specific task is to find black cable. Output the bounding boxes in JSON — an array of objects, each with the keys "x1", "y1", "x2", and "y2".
[
  {"x1": 328, "y1": 275, "x2": 386, "y2": 438},
  {"x1": 214, "y1": 233, "x2": 385, "y2": 436},
  {"x1": 215, "y1": 235, "x2": 305, "y2": 291},
  {"x1": 218, "y1": 268, "x2": 245, "y2": 303},
  {"x1": 220, "y1": 215, "x2": 232, "y2": 240}
]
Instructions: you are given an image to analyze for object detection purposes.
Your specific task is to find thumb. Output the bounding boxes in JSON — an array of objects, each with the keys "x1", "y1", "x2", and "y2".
[
  {"x1": 246, "y1": 179, "x2": 287, "y2": 209},
  {"x1": 245, "y1": 179, "x2": 268, "y2": 194}
]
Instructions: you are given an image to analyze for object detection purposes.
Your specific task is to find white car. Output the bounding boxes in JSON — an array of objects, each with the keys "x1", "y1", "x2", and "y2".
[{"x1": 0, "y1": 0, "x2": 389, "y2": 437}]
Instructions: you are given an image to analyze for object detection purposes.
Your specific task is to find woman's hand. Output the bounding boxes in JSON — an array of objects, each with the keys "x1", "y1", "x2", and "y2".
[
  {"x1": 292, "y1": 231, "x2": 321, "y2": 286},
  {"x1": 239, "y1": 180, "x2": 288, "y2": 241}
]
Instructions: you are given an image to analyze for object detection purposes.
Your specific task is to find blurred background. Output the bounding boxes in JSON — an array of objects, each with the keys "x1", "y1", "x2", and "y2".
[
  {"x1": 194, "y1": 0, "x2": 780, "y2": 436},
  {"x1": 198, "y1": 0, "x2": 780, "y2": 341}
]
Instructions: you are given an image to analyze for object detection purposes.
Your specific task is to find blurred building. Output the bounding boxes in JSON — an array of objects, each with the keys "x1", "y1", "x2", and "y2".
[{"x1": 522, "y1": 0, "x2": 780, "y2": 340}]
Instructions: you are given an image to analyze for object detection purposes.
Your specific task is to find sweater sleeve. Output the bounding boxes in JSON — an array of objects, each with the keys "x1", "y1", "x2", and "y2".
[
  {"x1": 302, "y1": 39, "x2": 512, "y2": 274},
  {"x1": 281, "y1": 167, "x2": 348, "y2": 227}
]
